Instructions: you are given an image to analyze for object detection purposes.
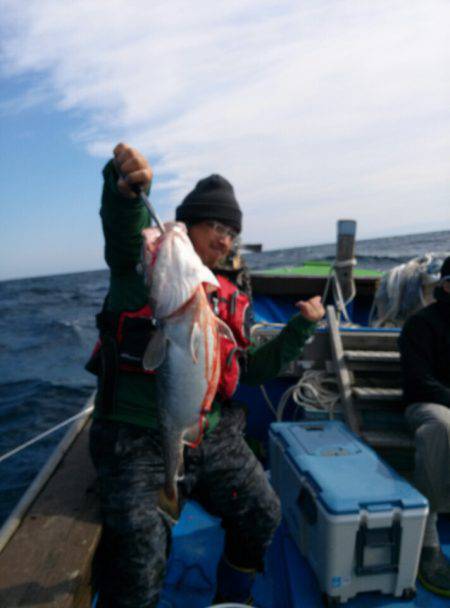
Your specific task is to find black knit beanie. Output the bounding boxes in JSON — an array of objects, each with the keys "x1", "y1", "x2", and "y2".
[{"x1": 175, "y1": 174, "x2": 242, "y2": 233}]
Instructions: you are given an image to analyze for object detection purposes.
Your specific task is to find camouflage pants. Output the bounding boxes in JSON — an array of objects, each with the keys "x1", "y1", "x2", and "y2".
[{"x1": 89, "y1": 405, "x2": 281, "y2": 608}]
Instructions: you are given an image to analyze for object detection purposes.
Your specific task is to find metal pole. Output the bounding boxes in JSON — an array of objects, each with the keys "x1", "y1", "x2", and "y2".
[{"x1": 335, "y1": 219, "x2": 357, "y2": 303}]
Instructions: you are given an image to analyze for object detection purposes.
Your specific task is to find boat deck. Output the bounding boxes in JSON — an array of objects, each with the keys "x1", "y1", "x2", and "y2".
[
  {"x1": 157, "y1": 501, "x2": 450, "y2": 608},
  {"x1": 0, "y1": 422, "x2": 100, "y2": 607}
]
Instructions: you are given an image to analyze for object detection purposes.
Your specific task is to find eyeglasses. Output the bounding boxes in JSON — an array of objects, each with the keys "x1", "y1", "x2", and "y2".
[{"x1": 204, "y1": 220, "x2": 238, "y2": 241}]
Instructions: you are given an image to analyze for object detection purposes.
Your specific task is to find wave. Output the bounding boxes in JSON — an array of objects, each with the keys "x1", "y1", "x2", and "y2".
[
  {"x1": 312, "y1": 253, "x2": 405, "y2": 263},
  {"x1": 246, "y1": 251, "x2": 421, "y2": 273},
  {"x1": 26, "y1": 286, "x2": 54, "y2": 296},
  {"x1": 38, "y1": 318, "x2": 88, "y2": 344},
  {"x1": 54, "y1": 319, "x2": 83, "y2": 330},
  {"x1": 0, "y1": 378, "x2": 45, "y2": 404},
  {"x1": 0, "y1": 378, "x2": 92, "y2": 410},
  {"x1": 356, "y1": 254, "x2": 409, "y2": 262},
  {"x1": 0, "y1": 306, "x2": 16, "y2": 316},
  {"x1": 0, "y1": 379, "x2": 92, "y2": 442},
  {"x1": 316, "y1": 253, "x2": 411, "y2": 268},
  {"x1": 0, "y1": 379, "x2": 93, "y2": 476},
  {"x1": 0, "y1": 377, "x2": 93, "y2": 395},
  {"x1": 1, "y1": 320, "x2": 94, "y2": 358},
  {"x1": 0, "y1": 378, "x2": 92, "y2": 526},
  {"x1": 0, "y1": 380, "x2": 89, "y2": 409}
]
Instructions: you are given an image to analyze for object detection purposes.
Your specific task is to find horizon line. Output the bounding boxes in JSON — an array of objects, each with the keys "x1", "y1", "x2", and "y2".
[{"x1": 1, "y1": 226, "x2": 448, "y2": 283}]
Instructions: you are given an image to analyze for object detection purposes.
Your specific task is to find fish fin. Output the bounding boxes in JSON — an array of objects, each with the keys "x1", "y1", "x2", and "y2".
[
  {"x1": 142, "y1": 328, "x2": 167, "y2": 370},
  {"x1": 217, "y1": 318, "x2": 237, "y2": 344},
  {"x1": 157, "y1": 488, "x2": 180, "y2": 522},
  {"x1": 190, "y1": 321, "x2": 202, "y2": 364}
]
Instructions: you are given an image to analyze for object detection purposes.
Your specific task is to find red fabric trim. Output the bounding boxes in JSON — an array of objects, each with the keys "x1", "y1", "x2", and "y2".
[
  {"x1": 215, "y1": 275, "x2": 251, "y2": 348},
  {"x1": 115, "y1": 304, "x2": 155, "y2": 375},
  {"x1": 116, "y1": 304, "x2": 152, "y2": 343}
]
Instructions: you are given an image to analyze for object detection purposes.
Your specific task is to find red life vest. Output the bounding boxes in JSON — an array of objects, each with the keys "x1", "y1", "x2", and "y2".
[
  {"x1": 86, "y1": 274, "x2": 251, "y2": 400},
  {"x1": 86, "y1": 304, "x2": 156, "y2": 376},
  {"x1": 212, "y1": 274, "x2": 251, "y2": 399}
]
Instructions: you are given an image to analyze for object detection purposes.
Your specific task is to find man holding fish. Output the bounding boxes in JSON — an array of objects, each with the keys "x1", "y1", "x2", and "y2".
[{"x1": 88, "y1": 143, "x2": 325, "y2": 607}]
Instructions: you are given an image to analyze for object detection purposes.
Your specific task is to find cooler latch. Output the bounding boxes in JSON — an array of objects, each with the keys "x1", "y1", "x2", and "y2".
[
  {"x1": 297, "y1": 486, "x2": 318, "y2": 525},
  {"x1": 355, "y1": 520, "x2": 402, "y2": 576}
]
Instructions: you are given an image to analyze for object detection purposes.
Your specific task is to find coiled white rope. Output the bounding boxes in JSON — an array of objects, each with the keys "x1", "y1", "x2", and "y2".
[
  {"x1": 0, "y1": 404, "x2": 94, "y2": 465},
  {"x1": 252, "y1": 266, "x2": 349, "y2": 422},
  {"x1": 276, "y1": 370, "x2": 340, "y2": 421},
  {"x1": 260, "y1": 370, "x2": 341, "y2": 422}
]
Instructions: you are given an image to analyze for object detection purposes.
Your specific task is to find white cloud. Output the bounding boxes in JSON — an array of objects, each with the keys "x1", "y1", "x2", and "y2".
[{"x1": 1, "y1": 0, "x2": 449, "y2": 248}]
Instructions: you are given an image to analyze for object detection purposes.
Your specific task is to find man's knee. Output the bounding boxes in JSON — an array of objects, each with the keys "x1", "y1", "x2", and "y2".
[
  {"x1": 246, "y1": 485, "x2": 281, "y2": 546},
  {"x1": 247, "y1": 476, "x2": 282, "y2": 537},
  {"x1": 407, "y1": 402, "x2": 450, "y2": 430},
  {"x1": 416, "y1": 417, "x2": 450, "y2": 448},
  {"x1": 104, "y1": 500, "x2": 170, "y2": 554},
  {"x1": 223, "y1": 485, "x2": 281, "y2": 570}
]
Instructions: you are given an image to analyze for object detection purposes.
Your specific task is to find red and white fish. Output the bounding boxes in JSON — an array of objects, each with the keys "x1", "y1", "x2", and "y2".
[{"x1": 141, "y1": 222, "x2": 232, "y2": 518}]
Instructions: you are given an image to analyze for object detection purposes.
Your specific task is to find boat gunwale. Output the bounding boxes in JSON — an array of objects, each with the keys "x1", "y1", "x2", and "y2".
[{"x1": 0, "y1": 390, "x2": 96, "y2": 555}]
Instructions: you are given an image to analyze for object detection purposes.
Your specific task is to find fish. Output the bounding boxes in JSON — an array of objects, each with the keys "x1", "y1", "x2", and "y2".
[{"x1": 140, "y1": 222, "x2": 232, "y2": 519}]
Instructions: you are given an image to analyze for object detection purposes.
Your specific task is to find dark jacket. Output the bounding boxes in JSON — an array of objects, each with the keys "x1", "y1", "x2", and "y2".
[{"x1": 398, "y1": 287, "x2": 450, "y2": 407}]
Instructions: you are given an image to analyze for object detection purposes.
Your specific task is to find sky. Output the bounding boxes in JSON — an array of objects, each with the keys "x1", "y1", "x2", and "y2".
[{"x1": 0, "y1": 0, "x2": 449, "y2": 280}]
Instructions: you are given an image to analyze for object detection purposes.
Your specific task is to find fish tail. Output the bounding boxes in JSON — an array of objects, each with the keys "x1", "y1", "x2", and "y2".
[
  {"x1": 159, "y1": 424, "x2": 184, "y2": 521},
  {"x1": 158, "y1": 485, "x2": 180, "y2": 522}
]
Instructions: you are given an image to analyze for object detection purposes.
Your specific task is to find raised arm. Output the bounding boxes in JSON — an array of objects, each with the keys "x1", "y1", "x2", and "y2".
[
  {"x1": 101, "y1": 143, "x2": 153, "y2": 276},
  {"x1": 242, "y1": 296, "x2": 324, "y2": 386}
]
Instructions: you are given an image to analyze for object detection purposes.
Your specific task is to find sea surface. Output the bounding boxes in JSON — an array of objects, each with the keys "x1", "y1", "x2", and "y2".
[{"x1": 0, "y1": 229, "x2": 449, "y2": 527}]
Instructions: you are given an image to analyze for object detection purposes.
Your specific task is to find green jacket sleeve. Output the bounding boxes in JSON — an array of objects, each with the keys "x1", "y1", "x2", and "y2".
[
  {"x1": 100, "y1": 160, "x2": 152, "y2": 311},
  {"x1": 100, "y1": 159, "x2": 151, "y2": 276},
  {"x1": 241, "y1": 314, "x2": 317, "y2": 386}
]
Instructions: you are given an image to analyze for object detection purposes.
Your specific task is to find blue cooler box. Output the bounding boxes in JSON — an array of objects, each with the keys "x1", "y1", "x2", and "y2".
[{"x1": 269, "y1": 421, "x2": 428, "y2": 604}]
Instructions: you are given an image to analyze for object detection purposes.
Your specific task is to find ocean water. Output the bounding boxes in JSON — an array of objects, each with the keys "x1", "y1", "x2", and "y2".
[
  {"x1": 0, "y1": 229, "x2": 449, "y2": 526},
  {"x1": 243, "y1": 229, "x2": 450, "y2": 272}
]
